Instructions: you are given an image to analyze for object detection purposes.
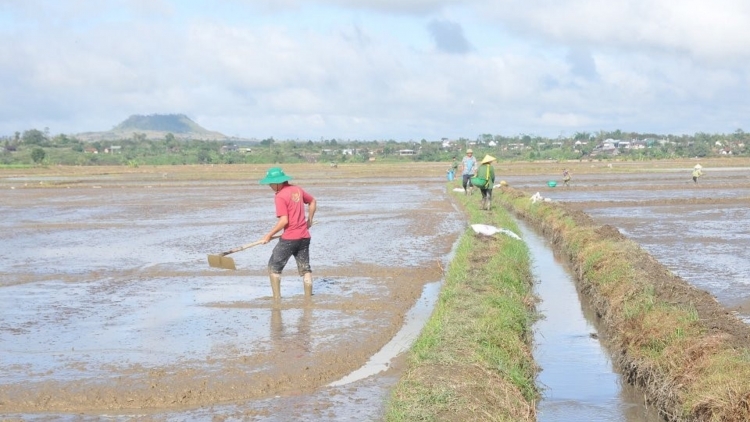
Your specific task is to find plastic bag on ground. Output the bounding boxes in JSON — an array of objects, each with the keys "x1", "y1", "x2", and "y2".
[{"x1": 471, "y1": 224, "x2": 522, "y2": 240}]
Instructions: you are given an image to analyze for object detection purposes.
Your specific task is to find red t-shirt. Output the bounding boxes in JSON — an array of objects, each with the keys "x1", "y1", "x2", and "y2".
[{"x1": 274, "y1": 184, "x2": 314, "y2": 240}]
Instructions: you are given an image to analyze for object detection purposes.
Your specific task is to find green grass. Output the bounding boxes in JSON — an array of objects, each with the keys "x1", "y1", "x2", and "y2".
[
  {"x1": 0, "y1": 163, "x2": 34, "y2": 169},
  {"x1": 385, "y1": 185, "x2": 538, "y2": 421},
  {"x1": 495, "y1": 185, "x2": 750, "y2": 421}
]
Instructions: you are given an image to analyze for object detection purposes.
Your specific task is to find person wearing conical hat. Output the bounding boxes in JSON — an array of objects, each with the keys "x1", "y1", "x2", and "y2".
[
  {"x1": 259, "y1": 167, "x2": 317, "y2": 299},
  {"x1": 475, "y1": 155, "x2": 497, "y2": 210},
  {"x1": 692, "y1": 164, "x2": 703, "y2": 183}
]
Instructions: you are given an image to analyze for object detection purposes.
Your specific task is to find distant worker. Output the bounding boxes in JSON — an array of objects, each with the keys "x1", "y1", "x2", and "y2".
[
  {"x1": 475, "y1": 155, "x2": 497, "y2": 210},
  {"x1": 460, "y1": 149, "x2": 477, "y2": 195},
  {"x1": 259, "y1": 167, "x2": 317, "y2": 299},
  {"x1": 562, "y1": 168, "x2": 572, "y2": 187},
  {"x1": 447, "y1": 155, "x2": 458, "y2": 181},
  {"x1": 692, "y1": 164, "x2": 703, "y2": 183}
]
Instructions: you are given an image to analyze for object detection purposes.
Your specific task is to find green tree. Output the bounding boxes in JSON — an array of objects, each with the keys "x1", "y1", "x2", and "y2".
[
  {"x1": 22, "y1": 129, "x2": 47, "y2": 146},
  {"x1": 260, "y1": 138, "x2": 275, "y2": 147},
  {"x1": 689, "y1": 142, "x2": 711, "y2": 157},
  {"x1": 31, "y1": 147, "x2": 46, "y2": 164}
]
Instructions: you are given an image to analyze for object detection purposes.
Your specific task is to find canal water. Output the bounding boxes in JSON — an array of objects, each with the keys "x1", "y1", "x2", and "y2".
[
  {"x1": 519, "y1": 220, "x2": 663, "y2": 421},
  {"x1": 503, "y1": 166, "x2": 750, "y2": 316}
]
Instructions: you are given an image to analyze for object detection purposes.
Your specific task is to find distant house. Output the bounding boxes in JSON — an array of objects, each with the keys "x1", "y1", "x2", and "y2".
[
  {"x1": 398, "y1": 149, "x2": 416, "y2": 156},
  {"x1": 220, "y1": 144, "x2": 238, "y2": 154},
  {"x1": 591, "y1": 141, "x2": 619, "y2": 157},
  {"x1": 84, "y1": 147, "x2": 98, "y2": 154},
  {"x1": 630, "y1": 140, "x2": 647, "y2": 149}
]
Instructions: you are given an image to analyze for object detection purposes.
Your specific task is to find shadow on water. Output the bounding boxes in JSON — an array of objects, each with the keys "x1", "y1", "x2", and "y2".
[{"x1": 517, "y1": 219, "x2": 664, "y2": 422}]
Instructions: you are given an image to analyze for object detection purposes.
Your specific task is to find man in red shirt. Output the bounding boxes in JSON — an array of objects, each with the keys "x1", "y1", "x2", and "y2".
[{"x1": 260, "y1": 167, "x2": 317, "y2": 299}]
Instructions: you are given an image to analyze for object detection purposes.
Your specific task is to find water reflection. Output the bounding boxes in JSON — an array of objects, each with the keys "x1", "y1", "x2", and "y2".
[
  {"x1": 270, "y1": 304, "x2": 313, "y2": 355},
  {"x1": 520, "y1": 219, "x2": 663, "y2": 422}
]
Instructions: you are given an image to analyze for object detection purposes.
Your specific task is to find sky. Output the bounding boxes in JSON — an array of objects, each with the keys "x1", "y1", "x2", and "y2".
[{"x1": 2, "y1": 0, "x2": 750, "y2": 141}]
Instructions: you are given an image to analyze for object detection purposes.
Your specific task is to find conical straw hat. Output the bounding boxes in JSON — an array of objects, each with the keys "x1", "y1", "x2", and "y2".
[{"x1": 480, "y1": 155, "x2": 496, "y2": 164}]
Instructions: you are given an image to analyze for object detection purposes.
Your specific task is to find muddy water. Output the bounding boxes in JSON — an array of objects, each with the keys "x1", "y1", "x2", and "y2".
[
  {"x1": 511, "y1": 165, "x2": 750, "y2": 320},
  {"x1": 4, "y1": 162, "x2": 747, "y2": 420},
  {"x1": 0, "y1": 176, "x2": 465, "y2": 419},
  {"x1": 521, "y1": 220, "x2": 662, "y2": 421}
]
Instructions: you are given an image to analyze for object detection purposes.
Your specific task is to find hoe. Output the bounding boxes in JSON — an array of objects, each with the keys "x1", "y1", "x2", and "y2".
[{"x1": 208, "y1": 222, "x2": 316, "y2": 270}]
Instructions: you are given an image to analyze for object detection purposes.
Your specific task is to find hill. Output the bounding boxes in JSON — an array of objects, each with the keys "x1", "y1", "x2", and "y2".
[{"x1": 76, "y1": 114, "x2": 229, "y2": 142}]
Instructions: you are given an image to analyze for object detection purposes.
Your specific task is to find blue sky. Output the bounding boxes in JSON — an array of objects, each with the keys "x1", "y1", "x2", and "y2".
[{"x1": 2, "y1": 0, "x2": 750, "y2": 141}]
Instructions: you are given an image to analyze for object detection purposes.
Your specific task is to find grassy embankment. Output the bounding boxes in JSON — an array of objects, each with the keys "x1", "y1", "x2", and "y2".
[
  {"x1": 387, "y1": 168, "x2": 750, "y2": 421},
  {"x1": 496, "y1": 187, "x2": 750, "y2": 421},
  {"x1": 385, "y1": 187, "x2": 539, "y2": 421}
]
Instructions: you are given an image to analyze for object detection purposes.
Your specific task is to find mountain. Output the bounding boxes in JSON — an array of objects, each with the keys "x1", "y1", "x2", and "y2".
[{"x1": 76, "y1": 114, "x2": 229, "y2": 141}]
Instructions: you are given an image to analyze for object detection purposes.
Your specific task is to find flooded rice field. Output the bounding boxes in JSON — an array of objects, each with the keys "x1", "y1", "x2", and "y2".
[
  {"x1": 503, "y1": 163, "x2": 750, "y2": 320},
  {"x1": 2, "y1": 160, "x2": 749, "y2": 421},
  {"x1": 0, "y1": 168, "x2": 464, "y2": 420}
]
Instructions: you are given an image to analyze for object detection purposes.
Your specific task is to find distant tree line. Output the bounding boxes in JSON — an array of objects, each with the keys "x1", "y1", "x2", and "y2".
[{"x1": 1, "y1": 128, "x2": 747, "y2": 167}]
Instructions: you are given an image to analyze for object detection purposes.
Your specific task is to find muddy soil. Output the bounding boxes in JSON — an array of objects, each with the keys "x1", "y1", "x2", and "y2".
[
  {"x1": 3, "y1": 159, "x2": 749, "y2": 420},
  {"x1": 0, "y1": 164, "x2": 465, "y2": 419}
]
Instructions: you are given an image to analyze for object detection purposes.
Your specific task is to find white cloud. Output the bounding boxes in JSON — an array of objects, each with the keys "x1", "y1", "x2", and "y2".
[
  {"x1": 2, "y1": 0, "x2": 750, "y2": 139},
  {"x1": 476, "y1": 0, "x2": 750, "y2": 63}
]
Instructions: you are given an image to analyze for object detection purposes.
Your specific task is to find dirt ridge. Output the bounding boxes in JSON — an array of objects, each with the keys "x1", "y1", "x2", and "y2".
[{"x1": 500, "y1": 186, "x2": 750, "y2": 421}]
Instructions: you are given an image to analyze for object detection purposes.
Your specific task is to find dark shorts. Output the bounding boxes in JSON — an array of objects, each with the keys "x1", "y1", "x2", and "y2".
[{"x1": 268, "y1": 238, "x2": 312, "y2": 275}]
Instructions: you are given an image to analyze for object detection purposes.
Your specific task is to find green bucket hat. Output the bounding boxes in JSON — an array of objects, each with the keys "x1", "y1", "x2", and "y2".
[{"x1": 259, "y1": 167, "x2": 293, "y2": 184}]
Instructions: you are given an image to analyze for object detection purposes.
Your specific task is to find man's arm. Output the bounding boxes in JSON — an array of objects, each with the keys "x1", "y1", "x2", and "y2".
[
  {"x1": 262, "y1": 215, "x2": 288, "y2": 244},
  {"x1": 307, "y1": 198, "x2": 317, "y2": 228}
]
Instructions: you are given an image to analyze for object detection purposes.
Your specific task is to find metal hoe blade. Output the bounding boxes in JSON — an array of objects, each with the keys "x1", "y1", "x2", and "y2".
[
  {"x1": 207, "y1": 223, "x2": 315, "y2": 270},
  {"x1": 207, "y1": 254, "x2": 236, "y2": 270}
]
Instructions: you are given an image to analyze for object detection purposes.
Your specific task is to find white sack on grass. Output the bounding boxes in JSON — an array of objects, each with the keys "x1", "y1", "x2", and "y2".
[
  {"x1": 531, "y1": 192, "x2": 552, "y2": 203},
  {"x1": 453, "y1": 188, "x2": 465, "y2": 192},
  {"x1": 471, "y1": 224, "x2": 522, "y2": 241}
]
